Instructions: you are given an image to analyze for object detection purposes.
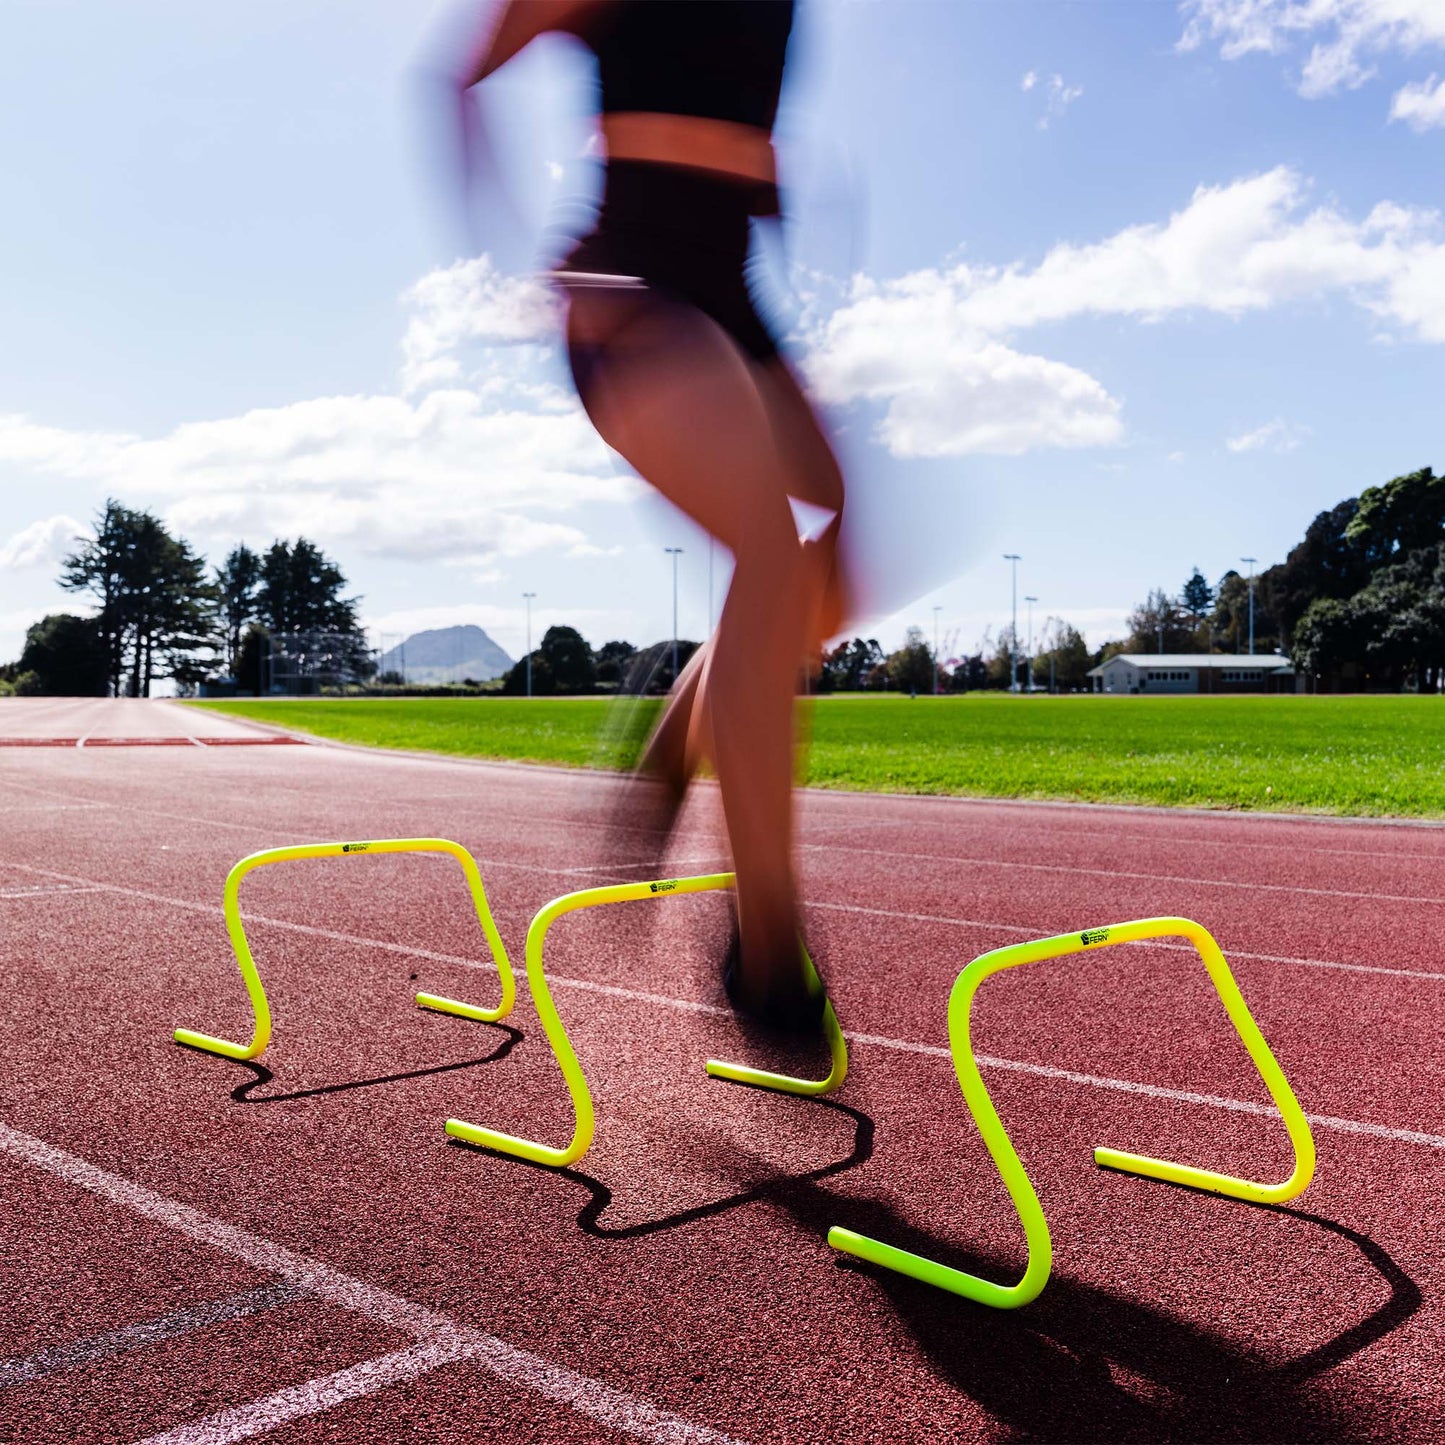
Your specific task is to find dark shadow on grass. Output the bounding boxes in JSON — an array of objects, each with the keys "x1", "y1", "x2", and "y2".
[
  {"x1": 179, "y1": 1023, "x2": 524, "y2": 1104},
  {"x1": 448, "y1": 1091, "x2": 874, "y2": 1241}
]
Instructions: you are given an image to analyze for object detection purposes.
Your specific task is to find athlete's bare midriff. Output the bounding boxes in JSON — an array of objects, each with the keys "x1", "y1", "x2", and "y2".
[{"x1": 600, "y1": 112, "x2": 776, "y2": 186}]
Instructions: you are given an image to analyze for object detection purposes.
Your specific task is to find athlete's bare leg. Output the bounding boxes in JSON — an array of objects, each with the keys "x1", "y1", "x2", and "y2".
[{"x1": 564, "y1": 283, "x2": 841, "y2": 1017}]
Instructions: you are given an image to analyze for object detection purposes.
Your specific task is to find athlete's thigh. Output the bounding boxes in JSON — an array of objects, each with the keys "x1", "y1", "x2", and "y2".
[
  {"x1": 754, "y1": 355, "x2": 845, "y2": 516},
  {"x1": 562, "y1": 284, "x2": 799, "y2": 555}
]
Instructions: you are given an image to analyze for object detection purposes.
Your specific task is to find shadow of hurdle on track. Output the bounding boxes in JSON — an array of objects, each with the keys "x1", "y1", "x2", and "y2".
[
  {"x1": 205, "y1": 1024, "x2": 525, "y2": 1105},
  {"x1": 449, "y1": 1093, "x2": 875, "y2": 1241},
  {"x1": 809, "y1": 1186, "x2": 1420, "y2": 1444}
]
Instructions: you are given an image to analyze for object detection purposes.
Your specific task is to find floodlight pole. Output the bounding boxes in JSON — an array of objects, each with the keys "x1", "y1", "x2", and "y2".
[
  {"x1": 932, "y1": 605, "x2": 942, "y2": 695},
  {"x1": 665, "y1": 547, "x2": 684, "y2": 685},
  {"x1": 1003, "y1": 555, "x2": 1021, "y2": 692},
  {"x1": 1241, "y1": 557, "x2": 1257, "y2": 656},
  {"x1": 1024, "y1": 596, "x2": 1037, "y2": 692},
  {"x1": 523, "y1": 592, "x2": 536, "y2": 697}
]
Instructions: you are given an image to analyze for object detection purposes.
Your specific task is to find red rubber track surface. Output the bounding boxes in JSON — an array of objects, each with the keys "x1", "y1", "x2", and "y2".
[{"x1": 1, "y1": 700, "x2": 1442, "y2": 1443}]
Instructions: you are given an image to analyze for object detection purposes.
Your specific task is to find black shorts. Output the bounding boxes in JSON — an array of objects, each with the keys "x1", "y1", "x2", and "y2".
[{"x1": 557, "y1": 160, "x2": 782, "y2": 364}]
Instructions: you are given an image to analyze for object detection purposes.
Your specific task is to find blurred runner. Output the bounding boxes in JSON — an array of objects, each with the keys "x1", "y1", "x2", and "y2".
[{"x1": 442, "y1": 0, "x2": 848, "y2": 1031}]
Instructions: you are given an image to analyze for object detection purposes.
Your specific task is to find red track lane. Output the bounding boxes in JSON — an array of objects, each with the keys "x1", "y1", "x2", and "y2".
[{"x1": 1, "y1": 699, "x2": 1442, "y2": 1442}]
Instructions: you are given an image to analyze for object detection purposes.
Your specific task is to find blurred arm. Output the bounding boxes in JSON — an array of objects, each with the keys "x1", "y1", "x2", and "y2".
[{"x1": 459, "y1": 0, "x2": 614, "y2": 88}]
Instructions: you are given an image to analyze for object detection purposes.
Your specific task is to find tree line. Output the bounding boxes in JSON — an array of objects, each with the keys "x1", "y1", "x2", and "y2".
[
  {"x1": 465, "y1": 629, "x2": 699, "y2": 696},
  {"x1": 0, "y1": 499, "x2": 365, "y2": 697},
  {"x1": 8, "y1": 465, "x2": 1438, "y2": 700},
  {"x1": 1114, "y1": 466, "x2": 1445, "y2": 690}
]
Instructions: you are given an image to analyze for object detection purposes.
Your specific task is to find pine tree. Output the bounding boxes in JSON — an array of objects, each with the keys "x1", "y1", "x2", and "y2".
[
  {"x1": 60, "y1": 500, "x2": 218, "y2": 695},
  {"x1": 215, "y1": 543, "x2": 262, "y2": 676}
]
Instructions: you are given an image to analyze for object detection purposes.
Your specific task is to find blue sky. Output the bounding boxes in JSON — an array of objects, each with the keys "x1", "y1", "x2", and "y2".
[{"x1": 2, "y1": 0, "x2": 1443, "y2": 670}]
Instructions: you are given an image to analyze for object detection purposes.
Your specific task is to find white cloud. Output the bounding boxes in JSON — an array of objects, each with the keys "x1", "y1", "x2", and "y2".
[
  {"x1": 399, "y1": 255, "x2": 558, "y2": 393},
  {"x1": 803, "y1": 166, "x2": 1445, "y2": 457},
  {"x1": 1020, "y1": 69, "x2": 1083, "y2": 125},
  {"x1": 0, "y1": 253, "x2": 640, "y2": 577},
  {"x1": 0, "y1": 606, "x2": 55, "y2": 635},
  {"x1": 0, "y1": 390, "x2": 627, "y2": 570},
  {"x1": 928, "y1": 167, "x2": 1445, "y2": 337},
  {"x1": 0, "y1": 514, "x2": 86, "y2": 570},
  {"x1": 1178, "y1": 0, "x2": 1445, "y2": 101},
  {"x1": 1225, "y1": 417, "x2": 1311, "y2": 451},
  {"x1": 804, "y1": 277, "x2": 1124, "y2": 457},
  {"x1": 1391, "y1": 72, "x2": 1445, "y2": 127},
  {"x1": 1038, "y1": 74, "x2": 1084, "y2": 128}
]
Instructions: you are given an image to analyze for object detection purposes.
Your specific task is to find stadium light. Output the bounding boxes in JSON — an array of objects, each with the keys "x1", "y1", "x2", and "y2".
[
  {"x1": 1004, "y1": 555, "x2": 1021, "y2": 692},
  {"x1": 1024, "y1": 596, "x2": 1037, "y2": 692},
  {"x1": 523, "y1": 592, "x2": 536, "y2": 697},
  {"x1": 1241, "y1": 558, "x2": 1257, "y2": 656},
  {"x1": 665, "y1": 547, "x2": 684, "y2": 685}
]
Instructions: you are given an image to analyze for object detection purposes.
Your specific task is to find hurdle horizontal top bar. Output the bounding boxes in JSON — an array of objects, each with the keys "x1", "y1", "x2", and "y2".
[{"x1": 174, "y1": 837, "x2": 515, "y2": 1061}]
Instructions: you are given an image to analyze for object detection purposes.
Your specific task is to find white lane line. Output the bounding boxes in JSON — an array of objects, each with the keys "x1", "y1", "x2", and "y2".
[
  {"x1": 802, "y1": 840, "x2": 1445, "y2": 908},
  {"x1": 4, "y1": 862, "x2": 1444, "y2": 1150},
  {"x1": 842, "y1": 1034, "x2": 1445, "y2": 1151},
  {"x1": 8, "y1": 856, "x2": 1444, "y2": 991},
  {"x1": 802, "y1": 815, "x2": 1445, "y2": 866},
  {"x1": 137, "y1": 1328, "x2": 742, "y2": 1445},
  {"x1": 234, "y1": 926, "x2": 1445, "y2": 1153},
  {"x1": 808, "y1": 900, "x2": 1445, "y2": 984},
  {"x1": 0, "y1": 779, "x2": 110, "y2": 804},
  {"x1": 0, "y1": 1124, "x2": 448, "y2": 1337},
  {"x1": 0, "y1": 884, "x2": 106, "y2": 901},
  {"x1": 91, "y1": 872, "x2": 1443, "y2": 1153},
  {"x1": 0, "y1": 1282, "x2": 307, "y2": 1388},
  {"x1": 133, "y1": 1337, "x2": 483, "y2": 1445},
  {"x1": 0, "y1": 1124, "x2": 740, "y2": 1445},
  {"x1": 1, "y1": 802, "x2": 106, "y2": 814},
  {"x1": 10, "y1": 765, "x2": 1445, "y2": 891}
]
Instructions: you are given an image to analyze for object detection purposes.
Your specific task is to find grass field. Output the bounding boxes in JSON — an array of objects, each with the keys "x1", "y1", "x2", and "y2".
[{"x1": 188, "y1": 694, "x2": 1445, "y2": 817}]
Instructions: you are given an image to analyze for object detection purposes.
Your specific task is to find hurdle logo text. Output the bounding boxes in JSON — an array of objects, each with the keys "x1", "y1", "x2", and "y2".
[
  {"x1": 1080, "y1": 928, "x2": 1110, "y2": 946},
  {"x1": 342, "y1": 842, "x2": 371, "y2": 853},
  {"x1": 648, "y1": 880, "x2": 678, "y2": 893}
]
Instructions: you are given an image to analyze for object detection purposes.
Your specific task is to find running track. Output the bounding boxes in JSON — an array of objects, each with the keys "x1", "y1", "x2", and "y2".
[{"x1": 2, "y1": 697, "x2": 1442, "y2": 1443}]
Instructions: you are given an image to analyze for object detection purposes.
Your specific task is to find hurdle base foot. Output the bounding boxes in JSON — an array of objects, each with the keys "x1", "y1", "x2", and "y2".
[
  {"x1": 173, "y1": 1028, "x2": 264, "y2": 1061},
  {"x1": 1093, "y1": 1146, "x2": 1307, "y2": 1205},
  {"x1": 704, "y1": 1058, "x2": 841, "y2": 1097},
  {"x1": 444, "y1": 1117, "x2": 582, "y2": 1169},
  {"x1": 826, "y1": 1226, "x2": 1041, "y2": 1309},
  {"x1": 416, "y1": 992, "x2": 509, "y2": 1024}
]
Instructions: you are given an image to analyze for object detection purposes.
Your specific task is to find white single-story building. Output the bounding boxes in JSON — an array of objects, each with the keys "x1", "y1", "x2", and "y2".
[{"x1": 1087, "y1": 653, "x2": 1298, "y2": 695}]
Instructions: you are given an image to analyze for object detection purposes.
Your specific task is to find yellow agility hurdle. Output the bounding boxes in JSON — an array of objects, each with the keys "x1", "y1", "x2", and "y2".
[
  {"x1": 174, "y1": 838, "x2": 515, "y2": 1061},
  {"x1": 828, "y1": 917, "x2": 1315, "y2": 1309},
  {"x1": 444, "y1": 872, "x2": 848, "y2": 1167}
]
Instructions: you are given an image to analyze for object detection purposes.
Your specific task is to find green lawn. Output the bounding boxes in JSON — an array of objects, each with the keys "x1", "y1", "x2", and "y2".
[{"x1": 188, "y1": 694, "x2": 1445, "y2": 817}]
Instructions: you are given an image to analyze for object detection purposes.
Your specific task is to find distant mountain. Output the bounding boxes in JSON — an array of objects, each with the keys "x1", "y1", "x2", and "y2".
[{"x1": 378, "y1": 625, "x2": 513, "y2": 684}]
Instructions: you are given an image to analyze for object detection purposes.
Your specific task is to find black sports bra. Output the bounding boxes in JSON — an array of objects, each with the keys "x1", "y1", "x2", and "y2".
[{"x1": 586, "y1": 0, "x2": 795, "y2": 133}]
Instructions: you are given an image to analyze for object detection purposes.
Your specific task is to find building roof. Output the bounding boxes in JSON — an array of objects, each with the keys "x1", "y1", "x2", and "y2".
[{"x1": 1086, "y1": 653, "x2": 1294, "y2": 677}]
